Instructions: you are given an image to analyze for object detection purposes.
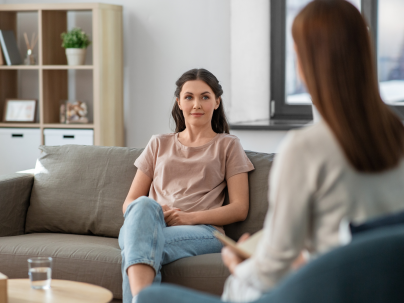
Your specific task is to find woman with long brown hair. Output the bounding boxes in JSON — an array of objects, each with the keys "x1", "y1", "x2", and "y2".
[
  {"x1": 136, "y1": 1, "x2": 404, "y2": 302},
  {"x1": 119, "y1": 68, "x2": 254, "y2": 303}
]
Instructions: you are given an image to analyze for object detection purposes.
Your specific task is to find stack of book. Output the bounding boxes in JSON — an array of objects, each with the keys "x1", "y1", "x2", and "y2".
[{"x1": 0, "y1": 30, "x2": 22, "y2": 65}]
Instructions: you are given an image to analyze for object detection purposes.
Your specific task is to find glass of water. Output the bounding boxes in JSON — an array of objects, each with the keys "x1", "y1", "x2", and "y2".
[{"x1": 28, "y1": 257, "x2": 52, "y2": 289}]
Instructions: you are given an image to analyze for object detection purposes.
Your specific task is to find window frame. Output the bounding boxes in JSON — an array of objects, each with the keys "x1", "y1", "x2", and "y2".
[
  {"x1": 231, "y1": 0, "x2": 404, "y2": 129},
  {"x1": 270, "y1": 0, "x2": 313, "y2": 120}
]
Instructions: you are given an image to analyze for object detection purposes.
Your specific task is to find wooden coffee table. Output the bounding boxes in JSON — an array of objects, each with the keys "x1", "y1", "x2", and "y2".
[{"x1": 8, "y1": 279, "x2": 113, "y2": 303}]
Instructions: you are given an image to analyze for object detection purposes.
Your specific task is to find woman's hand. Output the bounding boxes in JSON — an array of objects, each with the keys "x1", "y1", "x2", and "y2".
[
  {"x1": 164, "y1": 208, "x2": 194, "y2": 226},
  {"x1": 291, "y1": 251, "x2": 307, "y2": 270},
  {"x1": 221, "y1": 233, "x2": 250, "y2": 274}
]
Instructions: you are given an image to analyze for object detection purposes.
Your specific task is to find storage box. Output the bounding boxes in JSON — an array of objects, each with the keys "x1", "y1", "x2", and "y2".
[
  {"x1": 44, "y1": 129, "x2": 93, "y2": 146},
  {"x1": 0, "y1": 128, "x2": 41, "y2": 175}
]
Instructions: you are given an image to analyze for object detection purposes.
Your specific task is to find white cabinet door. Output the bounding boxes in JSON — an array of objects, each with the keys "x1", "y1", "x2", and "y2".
[
  {"x1": 0, "y1": 128, "x2": 41, "y2": 175},
  {"x1": 44, "y1": 129, "x2": 94, "y2": 146}
]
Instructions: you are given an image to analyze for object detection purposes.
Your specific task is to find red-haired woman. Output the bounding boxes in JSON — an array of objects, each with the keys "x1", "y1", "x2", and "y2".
[{"x1": 137, "y1": 1, "x2": 404, "y2": 302}]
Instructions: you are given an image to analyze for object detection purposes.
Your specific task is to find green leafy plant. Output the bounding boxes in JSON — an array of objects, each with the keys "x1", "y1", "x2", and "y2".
[{"x1": 61, "y1": 27, "x2": 91, "y2": 49}]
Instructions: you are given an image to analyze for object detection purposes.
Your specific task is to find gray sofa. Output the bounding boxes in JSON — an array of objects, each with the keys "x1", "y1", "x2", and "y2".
[{"x1": 0, "y1": 145, "x2": 274, "y2": 302}]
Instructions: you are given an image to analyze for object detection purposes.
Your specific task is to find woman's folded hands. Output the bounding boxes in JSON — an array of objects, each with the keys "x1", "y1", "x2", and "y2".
[{"x1": 162, "y1": 204, "x2": 194, "y2": 226}]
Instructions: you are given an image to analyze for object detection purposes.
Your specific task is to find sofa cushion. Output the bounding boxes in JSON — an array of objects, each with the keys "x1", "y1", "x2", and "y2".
[
  {"x1": 0, "y1": 233, "x2": 122, "y2": 299},
  {"x1": 224, "y1": 151, "x2": 274, "y2": 241},
  {"x1": 162, "y1": 253, "x2": 230, "y2": 296},
  {"x1": 25, "y1": 145, "x2": 143, "y2": 237}
]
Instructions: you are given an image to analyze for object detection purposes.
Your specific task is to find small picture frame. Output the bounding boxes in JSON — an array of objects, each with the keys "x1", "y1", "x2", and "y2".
[{"x1": 3, "y1": 99, "x2": 37, "y2": 123}]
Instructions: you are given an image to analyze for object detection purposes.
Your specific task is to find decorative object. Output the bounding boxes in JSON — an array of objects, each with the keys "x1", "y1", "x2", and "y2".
[
  {"x1": 23, "y1": 32, "x2": 37, "y2": 65},
  {"x1": 0, "y1": 30, "x2": 22, "y2": 65},
  {"x1": 3, "y1": 99, "x2": 37, "y2": 123},
  {"x1": 60, "y1": 100, "x2": 88, "y2": 124},
  {"x1": 61, "y1": 27, "x2": 91, "y2": 65}
]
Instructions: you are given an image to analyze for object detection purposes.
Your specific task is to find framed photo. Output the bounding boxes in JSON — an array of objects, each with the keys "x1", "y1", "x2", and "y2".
[{"x1": 3, "y1": 99, "x2": 37, "y2": 123}]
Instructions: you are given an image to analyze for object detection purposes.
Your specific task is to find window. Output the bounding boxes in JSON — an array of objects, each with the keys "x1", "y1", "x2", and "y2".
[
  {"x1": 230, "y1": 0, "x2": 404, "y2": 129},
  {"x1": 285, "y1": 0, "x2": 361, "y2": 106},
  {"x1": 378, "y1": 0, "x2": 404, "y2": 106}
]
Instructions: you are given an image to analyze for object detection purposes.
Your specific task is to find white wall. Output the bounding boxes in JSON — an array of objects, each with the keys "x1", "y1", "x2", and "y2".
[
  {"x1": 231, "y1": 130, "x2": 287, "y2": 154},
  {"x1": 229, "y1": 0, "x2": 270, "y2": 124},
  {"x1": 6, "y1": 0, "x2": 287, "y2": 153}
]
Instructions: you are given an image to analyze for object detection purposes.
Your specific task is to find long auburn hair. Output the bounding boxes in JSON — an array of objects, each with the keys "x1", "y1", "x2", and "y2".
[
  {"x1": 172, "y1": 68, "x2": 230, "y2": 134},
  {"x1": 292, "y1": 0, "x2": 404, "y2": 172}
]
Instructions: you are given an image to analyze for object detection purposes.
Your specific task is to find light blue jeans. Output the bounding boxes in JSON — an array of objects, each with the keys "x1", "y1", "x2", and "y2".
[{"x1": 118, "y1": 196, "x2": 223, "y2": 303}]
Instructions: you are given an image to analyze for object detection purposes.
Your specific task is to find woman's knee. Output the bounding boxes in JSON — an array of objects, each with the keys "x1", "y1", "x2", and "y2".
[{"x1": 125, "y1": 196, "x2": 162, "y2": 218}]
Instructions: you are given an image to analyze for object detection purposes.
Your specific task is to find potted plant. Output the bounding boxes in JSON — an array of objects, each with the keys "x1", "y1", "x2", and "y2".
[{"x1": 61, "y1": 27, "x2": 91, "y2": 65}]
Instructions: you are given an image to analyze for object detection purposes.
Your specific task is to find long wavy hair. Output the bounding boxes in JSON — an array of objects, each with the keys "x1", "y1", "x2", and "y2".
[
  {"x1": 292, "y1": 0, "x2": 404, "y2": 172},
  {"x1": 172, "y1": 68, "x2": 230, "y2": 134}
]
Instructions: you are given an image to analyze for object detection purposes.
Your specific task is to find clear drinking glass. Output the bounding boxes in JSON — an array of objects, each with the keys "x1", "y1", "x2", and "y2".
[{"x1": 28, "y1": 257, "x2": 52, "y2": 289}]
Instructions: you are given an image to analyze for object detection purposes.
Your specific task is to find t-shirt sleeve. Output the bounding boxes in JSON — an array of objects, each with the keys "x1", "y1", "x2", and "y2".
[
  {"x1": 225, "y1": 137, "x2": 255, "y2": 180},
  {"x1": 134, "y1": 136, "x2": 157, "y2": 179}
]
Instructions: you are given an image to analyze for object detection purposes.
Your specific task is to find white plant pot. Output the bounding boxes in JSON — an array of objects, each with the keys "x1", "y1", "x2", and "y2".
[{"x1": 65, "y1": 48, "x2": 86, "y2": 65}]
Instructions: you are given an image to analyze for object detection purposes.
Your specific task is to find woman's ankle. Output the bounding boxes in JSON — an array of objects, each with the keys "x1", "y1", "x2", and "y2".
[{"x1": 127, "y1": 263, "x2": 155, "y2": 296}]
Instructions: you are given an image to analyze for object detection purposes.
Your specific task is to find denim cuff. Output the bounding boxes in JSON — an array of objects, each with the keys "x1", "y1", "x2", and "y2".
[{"x1": 124, "y1": 258, "x2": 158, "y2": 276}]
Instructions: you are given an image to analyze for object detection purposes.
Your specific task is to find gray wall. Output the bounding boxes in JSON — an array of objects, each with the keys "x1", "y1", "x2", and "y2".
[{"x1": 5, "y1": 0, "x2": 287, "y2": 153}]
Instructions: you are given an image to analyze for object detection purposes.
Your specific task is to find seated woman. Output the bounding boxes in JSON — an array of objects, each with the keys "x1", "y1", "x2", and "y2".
[
  {"x1": 119, "y1": 68, "x2": 254, "y2": 303},
  {"x1": 137, "y1": 1, "x2": 404, "y2": 302}
]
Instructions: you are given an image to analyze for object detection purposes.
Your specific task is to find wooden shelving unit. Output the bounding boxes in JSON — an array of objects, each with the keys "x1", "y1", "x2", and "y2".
[{"x1": 0, "y1": 3, "x2": 124, "y2": 146}]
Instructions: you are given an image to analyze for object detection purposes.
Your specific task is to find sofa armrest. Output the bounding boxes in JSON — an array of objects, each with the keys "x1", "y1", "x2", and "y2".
[{"x1": 0, "y1": 173, "x2": 34, "y2": 237}]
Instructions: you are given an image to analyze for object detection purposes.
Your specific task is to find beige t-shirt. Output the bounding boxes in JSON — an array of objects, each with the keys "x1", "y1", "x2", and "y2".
[{"x1": 134, "y1": 133, "x2": 255, "y2": 234}]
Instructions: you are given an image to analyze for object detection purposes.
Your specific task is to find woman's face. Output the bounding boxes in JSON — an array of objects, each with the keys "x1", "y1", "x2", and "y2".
[{"x1": 177, "y1": 80, "x2": 220, "y2": 130}]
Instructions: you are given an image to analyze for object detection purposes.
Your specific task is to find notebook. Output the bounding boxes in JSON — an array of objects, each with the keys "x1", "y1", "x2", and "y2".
[
  {"x1": 0, "y1": 30, "x2": 22, "y2": 65},
  {"x1": 214, "y1": 230, "x2": 263, "y2": 259}
]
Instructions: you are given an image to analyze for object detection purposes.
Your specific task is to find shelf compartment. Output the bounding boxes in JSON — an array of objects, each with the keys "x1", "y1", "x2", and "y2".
[
  {"x1": 43, "y1": 69, "x2": 93, "y2": 124},
  {"x1": 17, "y1": 11, "x2": 39, "y2": 66},
  {"x1": 0, "y1": 69, "x2": 39, "y2": 123},
  {"x1": 0, "y1": 11, "x2": 39, "y2": 67},
  {"x1": 42, "y1": 10, "x2": 93, "y2": 66}
]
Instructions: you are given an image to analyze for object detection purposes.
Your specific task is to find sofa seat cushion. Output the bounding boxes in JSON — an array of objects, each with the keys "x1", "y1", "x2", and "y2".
[
  {"x1": 162, "y1": 253, "x2": 230, "y2": 296},
  {"x1": 0, "y1": 233, "x2": 123, "y2": 299}
]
